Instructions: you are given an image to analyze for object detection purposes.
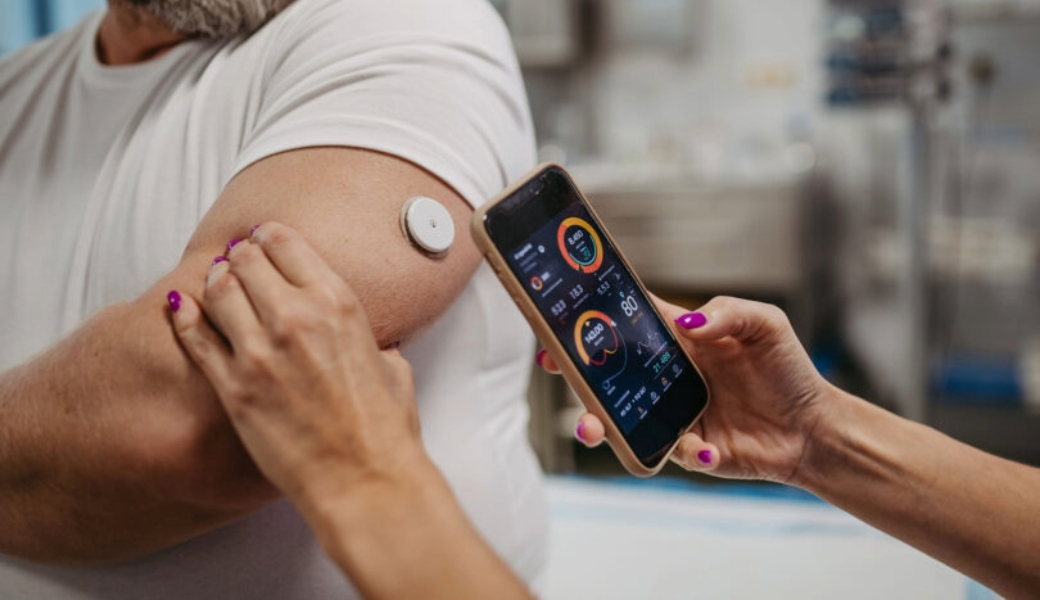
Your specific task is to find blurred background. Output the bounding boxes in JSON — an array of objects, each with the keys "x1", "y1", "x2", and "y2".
[{"x1": 4, "y1": 0, "x2": 1036, "y2": 596}]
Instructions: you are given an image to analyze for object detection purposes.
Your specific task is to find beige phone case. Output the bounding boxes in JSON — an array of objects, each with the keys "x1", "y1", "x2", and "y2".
[{"x1": 471, "y1": 163, "x2": 709, "y2": 477}]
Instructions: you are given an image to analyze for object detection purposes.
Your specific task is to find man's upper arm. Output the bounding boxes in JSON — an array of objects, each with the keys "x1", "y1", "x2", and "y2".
[
  {"x1": 172, "y1": 0, "x2": 534, "y2": 344},
  {"x1": 121, "y1": 144, "x2": 484, "y2": 557},
  {"x1": 176, "y1": 147, "x2": 482, "y2": 348}
]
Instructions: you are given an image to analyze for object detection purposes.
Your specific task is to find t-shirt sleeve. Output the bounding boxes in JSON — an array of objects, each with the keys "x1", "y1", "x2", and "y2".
[{"x1": 233, "y1": 0, "x2": 536, "y2": 208}]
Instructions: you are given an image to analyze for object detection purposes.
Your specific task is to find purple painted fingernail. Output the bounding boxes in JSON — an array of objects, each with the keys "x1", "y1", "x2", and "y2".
[
  {"x1": 676, "y1": 312, "x2": 708, "y2": 330},
  {"x1": 227, "y1": 238, "x2": 242, "y2": 252},
  {"x1": 212, "y1": 256, "x2": 228, "y2": 266},
  {"x1": 576, "y1": 421, "x2": 586, "y2": 443},
  {"x1": 697, "y1": 449, "x2": 713, "y2": 465},
  {"x1": 167, "y1": 290, "x2": 182, "y2": 313},
  {"x1": 250, "y1": 224, "x2": 261, "y2": 235},
  {"x1": 535, "y1": 349, "x2": 547, "y2": 368}
]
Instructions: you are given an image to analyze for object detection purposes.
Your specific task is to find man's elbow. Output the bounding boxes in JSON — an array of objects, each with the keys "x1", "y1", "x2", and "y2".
[
  {"x1": 0, "y1": 300, "x2": 277, "y2": 566},
  {"x1": 118, "y1": 297, "x2": 279, "y2": 514},
  {"x1": 0, "y1": 410, "x2": 275, "y2": 567},
  {"x1": 149, "y1": 395, "x2": 279, "y2": 514}
]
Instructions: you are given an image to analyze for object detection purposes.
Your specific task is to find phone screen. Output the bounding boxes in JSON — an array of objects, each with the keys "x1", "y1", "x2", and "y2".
[{"x1": 483, "y1": 166, "x2": 708, "y2": 466}]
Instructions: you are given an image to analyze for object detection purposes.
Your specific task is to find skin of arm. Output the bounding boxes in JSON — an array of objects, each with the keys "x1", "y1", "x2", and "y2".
[
  {"x1": 551, "y1": 296, "x2": 1040, "y2": 598},
  {"x1": 795, "y1": 390, "x2": 1040, "y2": 599},
  {"x1": 0, "y1": 148, "x2": 481, "y2": 565}
]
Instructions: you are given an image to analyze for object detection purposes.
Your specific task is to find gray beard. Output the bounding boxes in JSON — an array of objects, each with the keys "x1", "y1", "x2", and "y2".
[{"x1": 123, "y1": 0, "x2": 297, "y2": 38}]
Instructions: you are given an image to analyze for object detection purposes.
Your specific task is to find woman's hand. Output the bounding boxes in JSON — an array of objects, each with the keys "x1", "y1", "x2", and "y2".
[
  {"x1": 167, "y1": 223, "x2": 531, "y2": 600},
  {"x1": 168, "y1": 222, "x2": 427, "y2": 508},
  {"x1": 541, "y1": 296, "x2": 837, "y2": 484}
]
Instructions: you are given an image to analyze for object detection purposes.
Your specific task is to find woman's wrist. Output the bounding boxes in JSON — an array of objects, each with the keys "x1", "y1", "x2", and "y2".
[
  {"x1": 788, "y1": 385, "x2": 915, "y2": 497},
  {"x1": 298, "y1": 450, "x2": 528, "y2": 599},
  {"x1": 293, "y1": 442, "x2": 440, "y2": 527},
  {"x1": 296, "y1": 450, "x2": 456, "y2": 584},
  {"x1": 786, "y1": 384, "x2": 869, "y2": 491}
]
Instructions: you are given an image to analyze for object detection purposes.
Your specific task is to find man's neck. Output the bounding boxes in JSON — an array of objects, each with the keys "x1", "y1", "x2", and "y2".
[{"x1": 97, "y1": 1, "x2": 185, "y2": 66}]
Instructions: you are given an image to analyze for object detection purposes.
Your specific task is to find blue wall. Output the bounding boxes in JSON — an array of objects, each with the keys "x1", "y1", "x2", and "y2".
[{"x1": 1, "y1": 0, "x2": 103, "y2": 56}]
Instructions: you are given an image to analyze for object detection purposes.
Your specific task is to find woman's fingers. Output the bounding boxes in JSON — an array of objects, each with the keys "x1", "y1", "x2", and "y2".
[
  {"x1": 535, "y1": 348, "x2": 561, "y2": 374},
  {"x1": 380, "y1": 347, "x2": 414, "y2": 385},
  {"x1": 532, "y1": 352, "x2": 606, "y2": 447},
  {"x1": 203, "y1": 260, "x2": 264, "y2": 353},
  {"x1": 381, "y1": 346, "x2": 405, "y2": 363},
  {"x1": 250, "y1": 222, "x2": 337, "y2": 288},
  {"x1": 576, "y1": 412, "x2": 721, "y2": 472},
  {"x1": 659, "y1": 295, "x2": 791, "y2": 345},
  {"x1": 568, "y1": 407, "x2": 718, "y2": 469},
  {"x1": 169, "y1": 290, "x2": 236, "y2": 398},
  {"x1": 539, "y1": 294, "x2": 788, "y2": 372},
  {"x1": 225, "y1": 240, "x2": 294, "y2": 325},
  {"x1": 574, "y1": 413, "x2": 606, "y2": 448},
  {"x1": 671, "y1": 432, "x2": 720, "y2": 472}
]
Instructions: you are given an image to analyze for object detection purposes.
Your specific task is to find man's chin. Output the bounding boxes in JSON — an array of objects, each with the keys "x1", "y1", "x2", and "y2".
[{"x1": 121, "y1": 0, "x2": 297, "y2": 38}]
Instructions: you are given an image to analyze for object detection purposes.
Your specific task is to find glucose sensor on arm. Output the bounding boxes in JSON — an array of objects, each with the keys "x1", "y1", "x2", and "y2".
[{"x1": 401, "y1": 196, "x2": 455, "y2": 257}]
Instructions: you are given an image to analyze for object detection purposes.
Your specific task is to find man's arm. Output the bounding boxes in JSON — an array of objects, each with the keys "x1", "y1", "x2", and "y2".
[{"x1": 0, "y1": 148, "x2": 481, "y2": 564}]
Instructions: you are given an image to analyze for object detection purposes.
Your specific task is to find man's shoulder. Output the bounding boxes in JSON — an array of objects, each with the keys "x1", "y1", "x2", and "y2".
[
  {"x1": 274, "y1": 0, "x2": 507, "y2": 32},
  {"x1": 259, "y1": 0, "x2": 512, "y2": 59},
  {"x1": 219, "y1": 0, "x2": 532, "y2": 209}
]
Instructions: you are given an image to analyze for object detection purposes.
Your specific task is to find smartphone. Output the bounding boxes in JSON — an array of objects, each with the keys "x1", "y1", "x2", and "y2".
[{"x1": 472, "y1": 164, "x2": 710, "y2": 476}]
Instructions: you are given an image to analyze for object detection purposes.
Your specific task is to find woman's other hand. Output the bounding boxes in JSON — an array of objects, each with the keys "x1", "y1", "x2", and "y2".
[
  {"x1": 168, "y1": 222, "x2": 427, "y2": 508},
  {"x1": 540, "y1": 296, "x2": 835, "y2": 484},
  {"x1": 543, "y1": 295, "x2": 1040, "y2": 598}
]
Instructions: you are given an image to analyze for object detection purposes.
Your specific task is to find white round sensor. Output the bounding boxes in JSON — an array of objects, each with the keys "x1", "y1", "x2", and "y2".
[{"x1": 401, "y1": 196, "x2": 455, "y2": 256}]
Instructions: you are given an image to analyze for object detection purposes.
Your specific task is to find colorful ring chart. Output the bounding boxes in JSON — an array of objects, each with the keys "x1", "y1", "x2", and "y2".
[
  {"x1": 574, "y1": 310, "x2": 620, "y2": 366},
  {"x1": 557, "y1": 217, "x2": 604, "y2": 274}
]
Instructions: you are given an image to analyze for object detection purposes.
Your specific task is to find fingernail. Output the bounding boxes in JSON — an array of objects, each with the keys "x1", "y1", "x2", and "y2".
[
  {"x1": 676, "y1": 312, "x2": 708, "y2": 330},
  {"x1": 207, "y1": 259, "x2": 227, "y2": 288},
  {"x1": 535, "y1": 349, "x2": 547, "y2": 368},
  {"x1": 250, "y1": 224, "x2": 261, "y2": 236},
  {"x1": 575, "y1": 421, "x2": 586, "y2": 443},
  {"x1": 167, "y1": 290, "x2": 182, "y2": 313},
  {"x1": 212, "y1": 256, "x2": 228, "y2": 266},
  {"x1": 697, "y1": 449, "x2": 713, "y2": 466},
  {"x1": 227, "y1": 238, "x2": 242, "y2": 252}
]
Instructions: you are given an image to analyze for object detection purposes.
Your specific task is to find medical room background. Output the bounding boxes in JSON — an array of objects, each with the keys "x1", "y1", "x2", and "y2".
[{"x1": 4, "y1": 0, "x2": 1037, "y2": 598}]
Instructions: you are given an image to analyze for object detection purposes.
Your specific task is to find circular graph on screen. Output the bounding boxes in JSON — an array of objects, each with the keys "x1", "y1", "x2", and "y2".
[
  {"x1": 574, "y1": 310, "x2": 619, "y2": 366},
  {"x1": 573, "y1": 310, "x2": 628, "y2": 390},
  {"x1": 557, "y1": 217, "x2": 604, "y2": 274}
]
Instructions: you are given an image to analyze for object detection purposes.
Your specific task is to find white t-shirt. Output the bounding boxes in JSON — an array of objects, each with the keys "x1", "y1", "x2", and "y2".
[{"x1": 0, "y1": 0, "x2": 547, "y2": 597}]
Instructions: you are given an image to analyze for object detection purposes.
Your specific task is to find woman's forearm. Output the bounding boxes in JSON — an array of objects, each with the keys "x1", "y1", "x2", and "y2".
[
  {"x1": 795, "y1": 388, "x2": 1040, "y2": 598},
  {"x1": 295, "y1": 457, "x2": 532, "y2": 600}
]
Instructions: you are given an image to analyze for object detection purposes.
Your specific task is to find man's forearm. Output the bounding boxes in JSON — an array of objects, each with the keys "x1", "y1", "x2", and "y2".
[
  {"x1": 796, "y1": 390, "x2": 1040, "y2": 598},
  {"x1": 0, "y1": 291, "x2": 275, "y2": 564}
]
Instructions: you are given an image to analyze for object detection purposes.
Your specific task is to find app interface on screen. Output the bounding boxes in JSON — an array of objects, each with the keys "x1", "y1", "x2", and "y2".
[{"x1": 505, "y1": 201, "x2": 690, "y2": 434}]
